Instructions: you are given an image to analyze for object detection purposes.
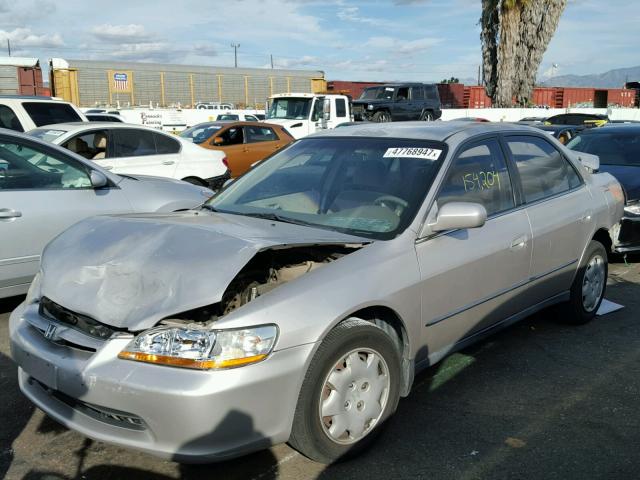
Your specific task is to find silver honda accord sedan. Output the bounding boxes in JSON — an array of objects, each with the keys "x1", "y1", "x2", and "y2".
[{"x1": 10, "y1": 122, "x2": 624, "y2": 464}]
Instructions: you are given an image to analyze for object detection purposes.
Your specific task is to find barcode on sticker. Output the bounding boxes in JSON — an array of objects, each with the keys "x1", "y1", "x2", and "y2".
[{"x1": 383, "y1": 147, "x2": 442, "y2": 160}]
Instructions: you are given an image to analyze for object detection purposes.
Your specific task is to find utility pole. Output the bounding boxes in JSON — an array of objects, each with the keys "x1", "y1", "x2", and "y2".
[
  {"x1": 270, "y1": 54, "x2": 274, "y2": 69},
  {"x1": 7, "y1": 39, "x2": 11, "y2": 57},
  {"x1": 231, "y1": 43, "x2": 240, "y2": 68}
]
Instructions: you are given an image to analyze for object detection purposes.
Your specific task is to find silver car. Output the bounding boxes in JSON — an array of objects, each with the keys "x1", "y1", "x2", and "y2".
[
  {"x1": 10, "y1": 122, "x2": 624, "y2": 463},
  {"x1": 0, "y1": 128, "x2": 213, "y2": 299}
]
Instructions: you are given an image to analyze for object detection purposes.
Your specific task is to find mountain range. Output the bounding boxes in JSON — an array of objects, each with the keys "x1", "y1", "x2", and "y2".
[{"x1": 540, "y1": 65, "x2": 639, "y2": 88}]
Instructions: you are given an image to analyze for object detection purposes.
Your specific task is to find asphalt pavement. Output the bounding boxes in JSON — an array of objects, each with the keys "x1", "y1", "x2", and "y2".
[{"x1": 1, "y1": 261, "x2": 639, "y2": 480}]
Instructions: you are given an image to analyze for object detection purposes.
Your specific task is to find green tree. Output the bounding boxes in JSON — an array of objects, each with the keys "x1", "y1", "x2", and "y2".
[{"x1": 481, "y1": 0, "x2": 567, "y2": 107}]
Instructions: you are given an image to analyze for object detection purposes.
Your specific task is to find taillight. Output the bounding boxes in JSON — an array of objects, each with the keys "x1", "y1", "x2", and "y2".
[{"x1": 222, "y1": 156, "x2": 228, "y2": 167}]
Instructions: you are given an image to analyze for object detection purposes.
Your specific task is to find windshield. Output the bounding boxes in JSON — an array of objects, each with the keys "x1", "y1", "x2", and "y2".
[
  {"x1": 359, "y1": 87, "x2": 395, "y2": 101},
  {"x1": 179, "y1": 123, "x2": 223, "y2": 144},
  {"x1": 206, "y1": 137, "x2": 446, "y2": 240},
  {"x1": 267, "y1": 98, "x2": 312, "y2": 120},
  {"x1": 27, "y1": 128, "x2": 69, "y2": 143},
  {"x1": 567, "y1": 132, "x2": 640, "y2": 166}
]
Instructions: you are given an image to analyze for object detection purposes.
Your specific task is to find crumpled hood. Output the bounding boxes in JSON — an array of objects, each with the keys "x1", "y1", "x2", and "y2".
[{"x1": 40, "y1": 212, "x2": 366, "y2": 331}]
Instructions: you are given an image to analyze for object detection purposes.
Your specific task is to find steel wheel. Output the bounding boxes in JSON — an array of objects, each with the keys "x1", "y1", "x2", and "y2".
[
  {"x1": 582, "y1": 254, "x2": 606, "y2": 312},
  {"x1": 319, "y1": 348, "x2": 390, "y2": 445}
]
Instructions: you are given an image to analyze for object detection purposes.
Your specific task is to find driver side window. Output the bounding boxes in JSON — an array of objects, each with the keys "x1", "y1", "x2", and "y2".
[
  {"x1": 437, "y1": 138, "x2": 515, "y2": 217},
  {"x1": 217, "y1": 127, "x2": 244, "y2": 146},
  {"x1": 0, "y1": 140, "x2": 92, "y2": 190}
]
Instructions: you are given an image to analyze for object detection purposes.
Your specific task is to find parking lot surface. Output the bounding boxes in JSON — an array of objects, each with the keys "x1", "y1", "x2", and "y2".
[{"x1": 1, "y1": 261, "x2": 639, "y2": 480}]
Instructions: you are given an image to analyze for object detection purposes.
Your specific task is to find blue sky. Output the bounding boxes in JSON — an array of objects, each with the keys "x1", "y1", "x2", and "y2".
[{"x1": 0, "y1": 0, "x2": 636, "y2": 83}]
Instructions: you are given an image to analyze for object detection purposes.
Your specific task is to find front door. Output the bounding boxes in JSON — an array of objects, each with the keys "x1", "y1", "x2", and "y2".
[
  {"x1": 213, "y1": 125, "x2": 246, "y2": 177},
  {"x1": 503, "y1": 134, "x2": 592, "y2": 304},
  {"x1": 416, "y1": 137, "x2": 532, "y2": 361},
  {"x1": 0, "y1": 135, "x2": 131, "y2": 296}
]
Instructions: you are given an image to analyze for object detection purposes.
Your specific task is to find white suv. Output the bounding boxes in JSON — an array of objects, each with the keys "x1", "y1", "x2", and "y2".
[{"x1": 0, "y1": 96, "x2": 86, "y2": 132}]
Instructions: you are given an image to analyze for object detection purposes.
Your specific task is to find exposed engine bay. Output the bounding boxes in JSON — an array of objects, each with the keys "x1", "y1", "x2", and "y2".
[{"x1": 162, "y1": 244, "x2": 363, "y2": 325}]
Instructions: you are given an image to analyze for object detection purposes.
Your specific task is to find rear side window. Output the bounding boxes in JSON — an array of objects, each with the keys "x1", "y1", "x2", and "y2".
[
  {"x1": 335, "y1": 98, "x2": 347, "y2": 118},
  {"x1": 112, "y1": 129, "x2": 157, "y2": 157},
  {"x1": 506, "y1": 135, "x2": 582, "y2": 203},
  {"x1": 0, "y1": 105, "x2": 23, "y2": 132},
  {"x1": 425, "y1": 86, "x2": 438, "y2": 101},
  {"x1": 411, "y1": 87, "x2": 424, "y2": 100},
  {"x1": 22, "y1": 102, "x2": 82, "y2": 127},
  {"x1": 437, "y1": 138, "x2": 515, "y2": 216},
  {"x1": 154, "y1": 132, "x2": 180, "y2": 154},
  {"x1": 245, "y1": 126, "x2": 278, "y2": 143}
]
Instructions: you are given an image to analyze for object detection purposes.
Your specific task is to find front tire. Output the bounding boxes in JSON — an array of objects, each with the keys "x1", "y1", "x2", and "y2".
[
  {"x1": 372, "y1": 111, "x2": 391, "y2": 123},
  {"x1": 558, "y1": 240, "x2": 607, "y2": 324},
  {"x1": 288, "y1": 319, "x2": 401, "y2": 463}
]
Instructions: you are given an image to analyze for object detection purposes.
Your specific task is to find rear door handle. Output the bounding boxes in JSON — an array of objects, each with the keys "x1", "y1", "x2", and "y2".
[
  {"x1": 510, "y1": 235, "x2": 528, "y2": 250},
  {"x1": 162, "y1": 160, "x2": 175, "y2": 165},
  {"x1": 0, "y1": 209, "x2": 22, "y2": 219}
]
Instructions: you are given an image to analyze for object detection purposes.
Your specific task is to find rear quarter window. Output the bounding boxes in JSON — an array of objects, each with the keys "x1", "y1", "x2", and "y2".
[{"x1": 22, "y1": 102, "x2": 82, "y2": 127}]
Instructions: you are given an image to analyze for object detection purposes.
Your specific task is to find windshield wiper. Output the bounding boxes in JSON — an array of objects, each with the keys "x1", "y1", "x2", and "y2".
[
  {"x1": 200, "y1": 204, "x2": 219, "y2": 212},
  {"x1": 242, "y1": 212, "x2": 315, "y2": 227}
]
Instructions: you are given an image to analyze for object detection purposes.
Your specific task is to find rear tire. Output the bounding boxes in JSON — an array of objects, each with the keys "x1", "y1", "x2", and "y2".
[
  {"x1": 419, "y1": 110, "x2": 433, "y2": 121},
  {"x1": 181, "y1": 176, "x2": 207, "y2": 187},
  {"x1": 372, "y1": 111, "x2": 391, "y2": 123},
  {"x1": 557, "y1": 240, "x2": 607, "y2": 324},
  {"x1": 288, "y1": 318, "x2": 401, "y2": 464}
]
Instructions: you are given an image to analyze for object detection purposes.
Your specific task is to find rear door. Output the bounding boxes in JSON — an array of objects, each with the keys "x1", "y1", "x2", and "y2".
[
  {"x1": 417, "y1": 136, "x2": 532, "y2": 355},
  {"x1": 107, "y1": 128, "x2": 177, "y2": 178},
  {"x1": 0, "y1": 135, "x2": 131, "y2": 296},
  {"x1": 503, "y1": 134, "x2": 591, "y2": 303}
]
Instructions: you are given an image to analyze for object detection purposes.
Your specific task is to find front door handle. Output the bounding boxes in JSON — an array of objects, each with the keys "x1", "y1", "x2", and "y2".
[
  {"x1": 0, "y1": 209, "x2": 22, "y2": 219},
  {"x1": 510, "y1": 235, "x2": 528, "y2": 250},
  {"x1": 162, "y1": 160, "x2": 175, "y2": 165},
  {"x1": 580, "y1": 214, "x2": 592, "y2": 223},
  {"x1": 103, "y1": 165, "x2": 114, "y2": 170}
]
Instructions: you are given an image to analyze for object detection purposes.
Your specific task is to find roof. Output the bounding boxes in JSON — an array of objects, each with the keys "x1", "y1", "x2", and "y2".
[
  {"x1": 32, "y1": 122, "x2": 165, "y2": 133},
  {"x1": 310, "y1": 121, "x2": 542, "y2": 142},
  {"x1": 0, "y1": 95, "x2": 54, "y2": 100},
  {"x1": 0, "y1": 57, "x2": 39, "y2": 67}
]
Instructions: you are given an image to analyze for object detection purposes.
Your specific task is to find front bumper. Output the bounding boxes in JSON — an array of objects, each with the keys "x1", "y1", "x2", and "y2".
[
  {"x1": 206, "y1": 169, "x2": 231, "y2": 191},
  {"x1": 613, "y1": 215, "x2": 640, "y2": 253},
  {"x1": 9, "y1": 303, "x2": 315, "y2": 463}
]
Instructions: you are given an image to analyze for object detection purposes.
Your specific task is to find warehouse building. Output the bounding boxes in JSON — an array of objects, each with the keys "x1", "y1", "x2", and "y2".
[{"x1": 49, "y1": 58, "x2": 325, "y2": 108}]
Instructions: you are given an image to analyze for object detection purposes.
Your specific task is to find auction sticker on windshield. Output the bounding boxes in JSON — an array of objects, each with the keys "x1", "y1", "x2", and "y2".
[{"x1": 383, "y1": 147, "x2": 442, "y2": 160}]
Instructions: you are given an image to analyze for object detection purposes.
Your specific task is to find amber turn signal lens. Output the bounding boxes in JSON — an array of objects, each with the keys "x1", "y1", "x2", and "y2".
[{"x1": 118, "y1": 351, "x2": 267, "y2": 370}]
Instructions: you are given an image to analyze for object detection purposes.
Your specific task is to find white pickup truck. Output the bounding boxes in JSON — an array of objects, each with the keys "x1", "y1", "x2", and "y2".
[{"x1": 265, "y1": 93, "x2": 352, "y2": 139}]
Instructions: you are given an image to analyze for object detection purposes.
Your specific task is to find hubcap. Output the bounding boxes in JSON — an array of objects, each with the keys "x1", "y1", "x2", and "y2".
[
  {"x1": 319, "y1": 348, "x2": 390, "y2": 445},
  {"x1": 582, "y1": 254, "x2": 605, "y2": 312}
]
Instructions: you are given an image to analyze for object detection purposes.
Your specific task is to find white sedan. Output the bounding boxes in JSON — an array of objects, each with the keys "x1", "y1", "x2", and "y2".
[{"x1": 28, "y1": 123, "x2": 230, "y2": 189}]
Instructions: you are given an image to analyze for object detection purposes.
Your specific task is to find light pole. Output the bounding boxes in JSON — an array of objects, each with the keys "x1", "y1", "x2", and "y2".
[{"x1": 231, "y1": 43, "x2": 240, "y2": 68}]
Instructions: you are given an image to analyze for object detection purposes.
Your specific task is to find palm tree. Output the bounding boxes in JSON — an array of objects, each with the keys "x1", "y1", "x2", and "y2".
[{"x1": 481, "y1": 0, "x2": 567, "y2": 107}]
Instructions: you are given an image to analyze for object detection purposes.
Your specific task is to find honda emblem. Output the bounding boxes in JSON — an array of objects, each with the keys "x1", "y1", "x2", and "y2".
[{"x1": 44, "y1": 324, "x2": 57, "y2": 340}]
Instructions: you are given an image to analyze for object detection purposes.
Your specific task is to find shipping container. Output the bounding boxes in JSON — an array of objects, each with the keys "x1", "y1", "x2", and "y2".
[
  {"x1": 606, "y1": 88, "x2": 636, "y2": 108},
  {"x1": 531, "y1": 87, "x2": 556, "y2": 107},
  {"x1": 0, "y1": 57, "x2": 47, "y2": 96},
  {"x1": 437, "y1": 83, "x2": 465, "y2": 108},
  {"x1": 49, "y1": 58, "x2": 325, "y2": 108},
  {"x1": 326, "y1": 80, "x2": 386, "y2": 99},
  {"x1": 464, "y1": 86, "x2": 492, "y2": 108},
  {"x1": 555, "y1": 88, "x2": 595, "y2": 108}
]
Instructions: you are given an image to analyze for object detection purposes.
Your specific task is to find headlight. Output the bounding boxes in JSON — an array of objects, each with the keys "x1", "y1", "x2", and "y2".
[
  {"x1": 367, "y1": 104, "x2": 374, "y2": 110},
  {"x1": 624, "y1": 204, "x2": 640, "y2": 216},
  {"x1": 118, "y1": 324, "x2": 278, "y2": 370},
  {"x1": 25, "y1": 271, "x2": 42, "y2": 305}
]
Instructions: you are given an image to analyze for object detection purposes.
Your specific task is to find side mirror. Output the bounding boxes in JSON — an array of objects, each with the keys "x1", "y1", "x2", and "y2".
[
  {"x1": 213, "y1": 137, "x2": 224, "y2": 146},
  {"x1": 429, "y1": 202, "x2": 487, "y2": 232},
  {"x1": 90, "y1": 170, "x2": 108, "y2": 189},
  {"x1": 576, "y1": 152, "x2": 599, "y2": 173}
]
